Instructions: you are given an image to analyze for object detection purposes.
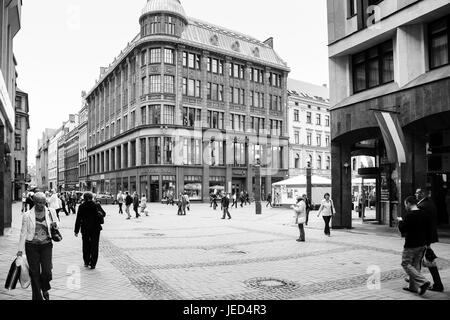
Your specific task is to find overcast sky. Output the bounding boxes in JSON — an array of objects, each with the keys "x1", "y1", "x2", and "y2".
[{"x1": 14, "y1": 0, "x2": 329, "y2": 164}]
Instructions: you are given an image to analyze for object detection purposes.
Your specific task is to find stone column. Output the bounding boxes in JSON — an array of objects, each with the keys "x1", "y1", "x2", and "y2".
[
  {"x1": 145, "y1": 137, "x2": 150, "y2": 165},
  {"x1": 127, "y1": 141, "x2": 132, "y2": 168},
  {"x1": 136, "y1": 138, "x2": 141, "y2": 167},
  {"x1": 331, "y1": 141, "x2": 352, "y2": 229}
]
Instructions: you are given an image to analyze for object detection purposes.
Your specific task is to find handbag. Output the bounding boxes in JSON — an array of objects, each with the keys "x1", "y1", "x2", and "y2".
[
  {"x1": 18, "y1": 256, "x2": 31, "y2": 289},
  {"x1": 48, "y1": 209, "x2": 63, "y2": 242},
  {"x1": 5, "y1": 258, "x2": 21, "y2": 290},
  {"x1": 422, "y1": 248, "x2": 438, "y2": 268}
]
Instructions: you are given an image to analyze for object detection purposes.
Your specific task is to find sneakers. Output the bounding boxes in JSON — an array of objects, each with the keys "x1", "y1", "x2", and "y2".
[
  {"x1": 419, "y1": 282, "x2": 431, "y2": 296},
  {"x1": 429, "y1": 285, "x2": 444, "y2": 292}
]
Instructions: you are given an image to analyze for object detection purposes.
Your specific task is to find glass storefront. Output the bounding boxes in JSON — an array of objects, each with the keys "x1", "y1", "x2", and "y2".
[
  {"x1": 209, "y1": 176, "x2": 225, "y2": 196},
  {"x1": 162, "y1": 175, "x2": 176, "y2": 200},
  {"x1": 184, "y1": 175, "x2": 202, "y2": 200},
  {"x1": 140, "y1": 176, "x2": 148, "y2": 198},
  {"x1": 130, "y1": 176, "x2": 137, "y2": 193}
]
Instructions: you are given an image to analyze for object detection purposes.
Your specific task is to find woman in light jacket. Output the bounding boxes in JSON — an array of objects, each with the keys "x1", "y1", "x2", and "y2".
[
  {"x1": 317, "y1": 193, "x2": 335, "y2": 237},
  {"x1": 17, "y1": 192, "x2": 60, "y2": 300},
  {"x1": 140, "y1": 194, "x2": 148, "y2": 216},
  {"x1": 292, "y1": 196, "x2": 307, "y2": 242}
]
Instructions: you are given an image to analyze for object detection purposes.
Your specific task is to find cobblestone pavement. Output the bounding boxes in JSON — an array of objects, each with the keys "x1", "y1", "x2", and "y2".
[{"x1": 1, "y1": 202, "x2": 449, "y2": 300}]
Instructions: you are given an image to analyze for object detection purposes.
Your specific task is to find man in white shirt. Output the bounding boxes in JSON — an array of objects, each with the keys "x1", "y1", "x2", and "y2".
[{"x1": 48, "y1": 190, "x2": 62, "y2": 219}]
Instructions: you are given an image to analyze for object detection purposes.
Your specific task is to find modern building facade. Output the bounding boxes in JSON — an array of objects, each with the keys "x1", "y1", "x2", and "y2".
[
  {"x1": 78, "y1": 99, "x2": 88, "y2": 191},
  {"x1": 64, "y1": 126, "x2": 79, "y2": 191},
  {"x1": 287, "y1": 79, "x2": 331, "y2": 179},
  {"x1": 328, "y1": 0, "x2": 450, "y2": 229},
  {"x1": 1, "y1": 0, "x2": 22, "y2": 235},
  {"x1": 85, "y1": 0, "x2": 290, "y2": 202},
  {"x1": 13, "y1": 88, "x2": 29, "y2": 201}
]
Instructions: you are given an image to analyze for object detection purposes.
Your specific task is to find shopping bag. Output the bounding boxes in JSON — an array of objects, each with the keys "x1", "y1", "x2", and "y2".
[
  {"x1": 18, "y1": 256, "x2": 31, "y2": 289},
  {"x1": 5, "y1": 258, "x2": 21, "y2": 290}
]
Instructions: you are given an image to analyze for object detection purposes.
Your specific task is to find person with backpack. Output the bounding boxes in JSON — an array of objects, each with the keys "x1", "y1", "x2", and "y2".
[{"x1": 74, "y1": 192, "x2": 106, "y2": 270}]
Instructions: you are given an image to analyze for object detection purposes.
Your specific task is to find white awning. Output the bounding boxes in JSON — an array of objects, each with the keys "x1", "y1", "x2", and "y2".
[{"x1": 273, "y1": 175, "x2": 331, "y2": 186}]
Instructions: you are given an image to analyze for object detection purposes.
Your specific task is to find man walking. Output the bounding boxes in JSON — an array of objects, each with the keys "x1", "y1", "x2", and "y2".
[
  {"x1": 117, "y1": 191, "x2": 124, "y2": 214},
  {"x1": 399, "y1": 196, "x2": 432, "y2": 296},
  {"x1": 221, "y1": 193, "x2": 231, "y2": 219},
  {"x1": 266, "y1": 193, "x2": 272, "y2": 208},
  {"x1": 231, "y1": 193, "x2": 237, "y2": 209},
  {"x1": 416, "y1": 188, "x2": 444, "y2": 292},
  {"x1": 124, "y1": 192, "x2": 133, "y2": 220},
  {"x1": 132, "y1": 192, "x2": 140, "y2": 219}
]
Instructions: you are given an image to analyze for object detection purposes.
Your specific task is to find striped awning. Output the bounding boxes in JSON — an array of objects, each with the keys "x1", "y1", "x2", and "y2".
[{"x1": 374, "y1": 111, "x2": 407, "y2": 164}]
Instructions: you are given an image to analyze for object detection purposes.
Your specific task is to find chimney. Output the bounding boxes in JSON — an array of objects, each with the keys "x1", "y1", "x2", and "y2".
[{"x1": 263, "y1": 37, "x2": 274, "y2": 49}]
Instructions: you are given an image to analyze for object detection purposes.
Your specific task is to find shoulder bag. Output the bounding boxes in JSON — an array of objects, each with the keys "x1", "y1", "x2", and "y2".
[{"x1": 48, "y1": 209, "x2": 63, "y2": 242}]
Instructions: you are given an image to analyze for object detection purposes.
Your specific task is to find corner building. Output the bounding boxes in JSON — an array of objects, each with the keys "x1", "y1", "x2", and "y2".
[{"x1": 85, "y1": 0, "x2": 290, "y2": 202}]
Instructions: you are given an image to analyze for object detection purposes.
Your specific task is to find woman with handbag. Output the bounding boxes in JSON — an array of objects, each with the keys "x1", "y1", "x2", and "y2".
[
  {"x1": 17, "y1": 192, "x2": 60, "y2": 300},
  {"x1": 292, "y1": 196, "x2": 307, "y2": 242},
  {"x1": 317, "y1": 193, "x2": 335, "y2": 237}
]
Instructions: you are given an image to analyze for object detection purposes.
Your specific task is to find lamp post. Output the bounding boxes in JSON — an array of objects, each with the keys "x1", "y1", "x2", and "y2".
[
  {"x1": 255, "y1": 157, "x2": 262, "y2": 215},
  {"x1": 306, "y1": 161, "x2": 312, "y2": 203}
]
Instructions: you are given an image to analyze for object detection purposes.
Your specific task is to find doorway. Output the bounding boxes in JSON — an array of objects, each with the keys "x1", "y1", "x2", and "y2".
[
  {"x1": 232, "y1": 179, "x2": 245, "y2": 197},
  {"x1": 150, "y1": 176, "x2": 160, "y2": 203}
]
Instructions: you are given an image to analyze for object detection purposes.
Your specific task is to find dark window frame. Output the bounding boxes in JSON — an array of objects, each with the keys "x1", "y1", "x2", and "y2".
[{"x1": 429, "y1": 15, "x2": 450, "y2": 70}]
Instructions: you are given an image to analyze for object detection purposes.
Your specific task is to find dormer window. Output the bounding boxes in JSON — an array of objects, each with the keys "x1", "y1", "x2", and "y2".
[
  {"x1": 210, "y1": 34, "x2": 219, "y2": 46},
  {"x1": 232, "y1": 41, "x2": 240, "y2": 52},
  {"x1": 252, "y1": 47, "x2": 260, "y2": 58}
]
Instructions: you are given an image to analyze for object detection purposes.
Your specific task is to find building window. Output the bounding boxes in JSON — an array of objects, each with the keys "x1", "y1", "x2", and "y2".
[
  {"x1": 162, "y1": 105, "x2": 174, "y2": 125},
  {"x1": 149, "y1": 137, "x2": 161, "y2": 164},
  {"x1": 116, "y1": 119, "x2": 121, "y2": 135},
  {"x1": 270, "y1": 120, "x2": 282, "y2": 136},
  {"x1": 269, "y1": 73, "x2": 282, "y2": 87},
  {"x1": 207, "y1": 83, "x2": 224, "y2": 101},
  {"x1": 149, "y1": 105, "x2": 161, "y2": 124},
  {"x1": 207, "y1": 111, "x2": 224, "y2": 129},
  {"x1": 149, "y1": 75, "x2": 162, "y2": 93},
  {"x1": 164, "y1": 75, "x2": 175, "y2": 94},
  {"x1": 150, "y1": 16, "x2": 161, "y2": 34},
  {"x1": 250, "y1": 67, "x2": 264, "y2": 84},
  {"x1": 209, "y1": 141, "x2": 224, "y2": 166},
  {"x1": 185, "y1": 52, "x2": 201, "y2": 70},
  {"x1": 149, "y1": 48, "x2": 161, "y2": 64},
  {"x1": 184, "y1": 176, "x2": 202, "y2": 200},
  {"x1": 348, "y1": 0, "x2": 357, "y2": 17},
  {"x1": 317, "y1": 156, "x2": 322, "y2": 170},
  {"x1": 230, "y1": 114, "x2": 245, "y2": 132},
  {"x1": 326, "y1": 156, "x2": 331, "y2": 170},
  {"x1": 307, "y1": 132, "x2": 312, "y2": 146},
  {"x1": 306, "y1": 112, "x2": 312, "y2": 124},
  {"x1": 429, "y1": 16, "x2": 449, "y2": 69},
  {"x1": 141, "y1": 77, "x2": 148, "y2": 95},
  {"x1": 123, "y1": 115, "x2": 128, "y2": 132},
  {"x1": 251, "y1": 117, "x2": 265, "y2": 134},
  {"x1": 294, "y1": 154, "x2": 300, "y2": 169},
  {"x1": 317, "y1": 134, "x2": 322, "y2": 147},
  {"x1": 163, "y1": 137, "x2": 173, "y2": 164},
  {"x1": 230, "y1": 63, "x2": 245, "y2": 79},
  {"x1": 164, "y1": 48, "x2": 175, "y2": 64},
  {"x1": 15, "y1": 135, "x2": 21, "y2": 151},
  {"x1": 183, "y1": 78, "x2": 201, "y2": 98},
  {"x1": 325, "y1": 135, "x2": 330, "y2": 147},
  {"x1": 233, "y1": 142, "x2": 246, "y2": 166},
  {"x1": 294, "y1": 110, "x2": 299, "y2": 122},
  {"x1": 325, "y1": 115, "x2": 330, "y2": 127},
  {"x1": 165, "y1": 16, "x2": 176, "y2": 35},
  {"x1": 141, "y1": 107, "x2": 147, "y2": 125},
  {"x1": 207, "y1": 57, "x2": 224, "y2": 74},
  {"x1": 141, "y1": 50, "x2": 147, "y2": 66},
  {"x1": 183, "y1": 107, "x2": 201, "y2": 127},
  {"x1": 352, "y1": 40, "x2": 394, "y2": 93},
  {"x1": 316, "y1": 114, "x2": 321, "y2": 126},
  {"x1": 294, "y1": 131, "x2": 300, "y2": 144},
  {"x1": 130, "y1": 111, "x2": 135, "y2": 128},
  {"x1": 182, "y1": 139, "x2": 202, "y2": 165},
  {"x1": 230, "y1": 87, "x2": 245, "y2": 105}
]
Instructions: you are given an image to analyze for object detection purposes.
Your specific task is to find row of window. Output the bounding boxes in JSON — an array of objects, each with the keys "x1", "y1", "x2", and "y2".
[
  {"x1": 88, "y1": 139, "x2": 285, "y2": 172},
  {"x1": 293, "y1": 154, "x2": 331, "y2": 170},
  {"x1": 141, "y1": 48, "x2": 175, "y2": 65},
  {"x1": 293, "y1": 131, "x2": 330, "y2": 147},
  {"x1": 141, "y1": 75, "x2": 175, "y2": 94},
  {"x1": 351, "y1": 15, "x2": 450, "y2": 93},
  {"x1": 294, "y1": 110, "x2": 330, "y2": 127},
  {"x1": 141, "y1": 15, "x2": 177, "y2": 36}
]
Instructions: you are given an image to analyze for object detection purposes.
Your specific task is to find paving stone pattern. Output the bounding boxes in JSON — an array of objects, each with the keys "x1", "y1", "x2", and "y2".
[{"x1": 0, "y1": 202, "x2": 449, "y2": 300}]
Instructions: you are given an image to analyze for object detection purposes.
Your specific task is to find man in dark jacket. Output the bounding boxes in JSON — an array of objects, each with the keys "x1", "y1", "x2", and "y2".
[
  {"x1": 416, "y1": 188, "x2": 444, "y2": 292},
  {"x1": 132, "y1": 192, "x2": 140, "y2": 219},
  {"x1": 74, "y1": 192, "x2": 106, "y2": 269},
  {"x1": 221, "y1": 193, "x2": 231, "y2": 219},
  {"x1": 399, "y1": 196, "x2": 431, "y2": 296},
  {"x1": 124, "y1": 192, "x2": 133, "y2": 220}
]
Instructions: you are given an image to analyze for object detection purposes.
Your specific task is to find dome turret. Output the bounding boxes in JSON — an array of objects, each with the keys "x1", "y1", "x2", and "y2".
[
  {"x1": 140, "y1": 0, "x2": 187, "y2": 24},
  {"x1": 139, "y1": 0, "x2": 188, "y2": 38}
]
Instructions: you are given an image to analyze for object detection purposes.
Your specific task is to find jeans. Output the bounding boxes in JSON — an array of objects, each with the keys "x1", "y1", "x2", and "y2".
[
  {"x1": 298, "y1": 224, "x2": 305, "y2": 241},
  {"x1": 118, "y1": 203, "x2": 123, "y2": 213},
  {"x1": 222, "y1": 207, "x2": 231, "y2": 219},
  {"x1": 133, "y1": 205, "x2": 139, "y2": 217},
  {"x1": 401, "y1": 246, "x2": 428, "y2": 292},
  {"x1": 323, "y1": 216, "x2": 332, "y2": 235},
  {"x1": 25, "y1": 242, "x2": 53, "y2": 300},
  {"x1": 82, "y1": 231, "x2": 101, "y2": 267}
]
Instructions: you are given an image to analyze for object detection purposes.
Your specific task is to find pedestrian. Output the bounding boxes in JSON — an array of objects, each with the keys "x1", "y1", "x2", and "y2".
[
  {"x1": 132, "y1": 192, "x2": 140, "y2": 219},
  {"x1": 184, "y1": 192, "x2": 190, "y2": 212},
  {"x1": 266, "y1": 193, "x2": 272, "y2": 208},
  {"x1": 26, "y1": 192, "x2": 35, "y2": 210},
  {"x1": 240, "y1": 191, "x2": 245, "y2": 207},
  {"x1": 48, "y1": 190, "x2": 62, "y2": 219},
  {"x1": 68, "y1": 191, "x2": 77, "y2": 214},
  {"x1": 292, "y1": 196, "x2": 306, "y2": 242},
  {"x1": 17, "y1": 192, "x2": 60, "y2": 300},
  {"x1": 415, "y1": 188, "x2": 444, "y2": 292},
  {"x1": 304, "y1": 195, "x2": 312, "y2": 225},
  {"x1": 140, "y1": 193, "x2": 148, "y2": 216},
  {"x1": 74, "y1": 192, "x2": 106, "y2": 270},
  {"x1": 168, "y1": 192, "x2": 174, "y2": 206},
  {"x1": 212, "y1": 192, "x2": 218, "y2": 210},
  {"x1": 181, "y1": 192, "x2": 189, "y2": 215},
  {"x1": 59, "y1": 193, "x2": 69, "y2": 216},
  {"x1": 399, "y1": 196, "x2": 432, "y2": 295},
  {"x1": 117, "y1": 190, "x2": 124, "y2": 214},
  {"x1": 221, "y1": 193, "x2": 231, "y2": 219},
  {"x1": 124, "y1": 192, "x2": 133, "y2": 220},
  {"x1": 177, "y1": 193, "x2": 184, "y2": 215},
  {"x1": 317, "y1": 193, "x2": 335, "y2": 236},
  {"x1": 21, "y1": 192, "x2": 28, "y2": 212},
  {"x1": 245, "y1": 191, "x2": 250, "y2": 205}
]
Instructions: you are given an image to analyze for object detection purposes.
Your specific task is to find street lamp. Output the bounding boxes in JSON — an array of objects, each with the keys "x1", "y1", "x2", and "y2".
[{"x1": 255, "y1": 156, "x2": 262, "y2": 215}]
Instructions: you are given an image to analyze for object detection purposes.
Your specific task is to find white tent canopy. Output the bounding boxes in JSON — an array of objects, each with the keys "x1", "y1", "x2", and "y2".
[{"x1": 273, "y1": 175, "x2": 331, "y2": 186}]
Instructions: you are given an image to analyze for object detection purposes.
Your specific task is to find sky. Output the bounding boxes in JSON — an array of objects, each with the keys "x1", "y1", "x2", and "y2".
[{"x1": 14, "y1": 0, "x2": 329, "y2": 165}]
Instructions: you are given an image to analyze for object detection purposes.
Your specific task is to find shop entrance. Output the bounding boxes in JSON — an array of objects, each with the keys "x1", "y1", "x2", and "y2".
[
  {"x1": 232, "y1": 178, "x2": 245, "y2": 197},
  {"x1": 150, "y1": 176, "x2": 159, "y2": 203}
]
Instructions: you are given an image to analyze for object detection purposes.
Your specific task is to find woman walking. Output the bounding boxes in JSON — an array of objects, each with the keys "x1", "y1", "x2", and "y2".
[
  {"x1": 317, "y1": 193, "x2": 335, "y2": 237},
  {"x1": 292, "y1": 196, "x2": 307, "y2": 242},
  {"x1": 74, "y1": 192, "x2": 106, "y2": 270},
  {"x1": 17, "y1": 192, "x2": 60, "y2": 300},
  {"x1": 140, "y1": 194, "x2": 148, "y2": 216}
]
